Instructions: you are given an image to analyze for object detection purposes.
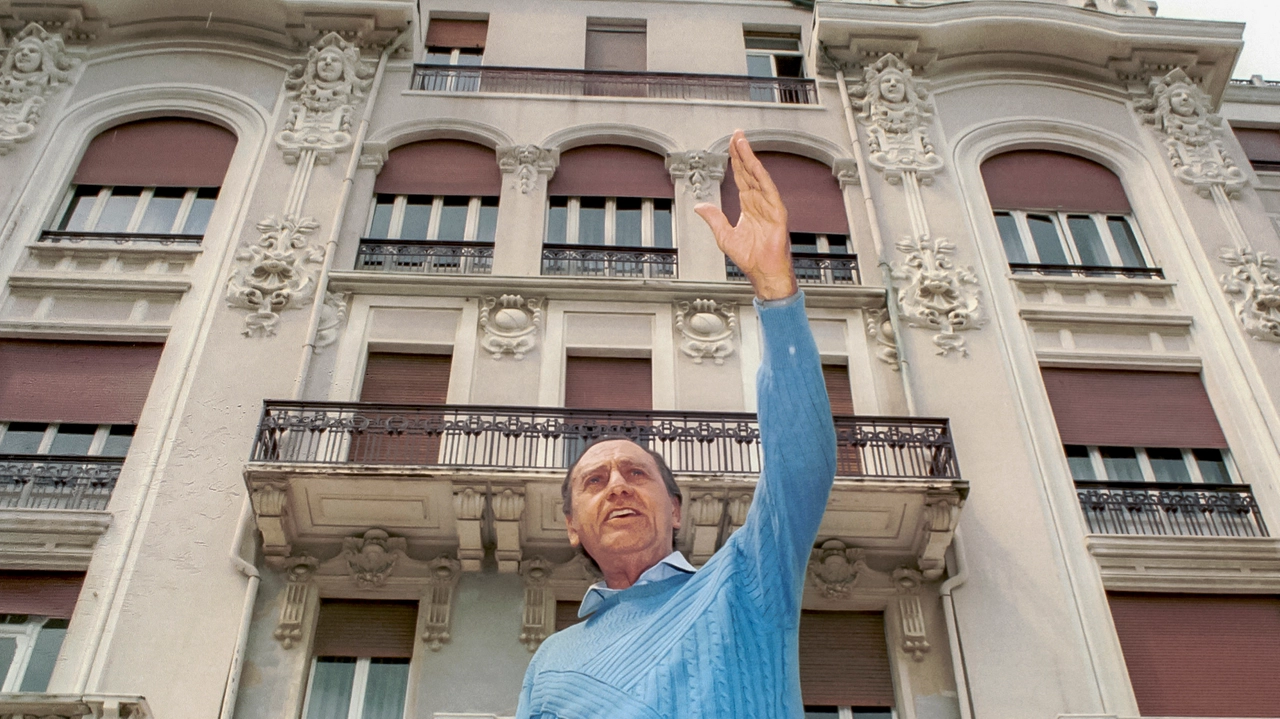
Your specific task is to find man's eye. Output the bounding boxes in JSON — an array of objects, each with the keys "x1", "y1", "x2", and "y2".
[{"x1": 585, "y1": 475, "x2": 603, "y2": 486}]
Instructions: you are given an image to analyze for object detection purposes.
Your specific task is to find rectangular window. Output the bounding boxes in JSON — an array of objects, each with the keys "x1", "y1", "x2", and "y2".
[
  {"x1": 365, "y1": 194, "x2": 497, "y2": 242},
  {"x1": 585, "y1": 19, "x2": 647, "y2": 73},
  {"x1": 1063, "y1": 445, "x2": 1236, "y2": 485},
  {"x1": 303, "y1": 600, "x2": 417, "y2": 719},
  {"x1": 0, "y1": 615, "x2": 68, "y2": 692},
  {"x1": 543, "y1": 197, "x2": 674, "y2": 278},
  {"x1": 994, "y1": 210, "x2": 1149, "y2": 269},
  {"x1": 800, "y1": 611, "x2": 894, "y2": 711},
  {"x1": 744, "y1": 30, "x2": 804, "y2": 102},
  {"x1": 55, "y1": 185, "x2": 218, "y2": 237},
  {"x1": 424, "y1": 17, "x2": 487, "y2": 91},
  {"x1": 350, "y1": 353, "x2": 452, "y2": 464},
  {"x1": 1231, "y1": 126, "x2": 1280, "y2": 172},
  {"x1": 0, "y1": 423, "x2": 135, "y2": 458}
]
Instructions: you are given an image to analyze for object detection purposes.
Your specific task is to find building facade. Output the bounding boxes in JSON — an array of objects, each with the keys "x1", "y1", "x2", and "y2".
[{"x1": 0, "y1": 0, "x2": 1277, "y2": 717}]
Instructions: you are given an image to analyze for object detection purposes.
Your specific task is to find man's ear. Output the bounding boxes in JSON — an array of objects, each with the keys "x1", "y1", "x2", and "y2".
[
  {"x1": 670, "y1": 498, "x2": 682, "y2": 531},
  {"x1": 564, "y1": 515, "x2": 581, "y2": 548}
]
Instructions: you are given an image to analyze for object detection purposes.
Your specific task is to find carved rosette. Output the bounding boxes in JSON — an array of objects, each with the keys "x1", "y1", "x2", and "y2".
[
  {"x1": 497, "y1": 145, "x2": 559, "y2": 194},
  {"x1": 277, "y1": 32, "x2": 375, "y2": 164},
  {"x1": 519, "y1": 557, "x2": 554, "y2": 652},
  {"x1": 665, "y1": 151, "x2": 728, "y2": 201},
  {"x1": 1136, "y1": 68, "x2": 1246, "y2": 198},
  {"x1": 674, "y1": 299, "x2": 736, "y2": 365},
  {"x1": 891, "y1": 235, "x2": 985, "y2": 357},
  {"x1": 226, "y1": 215, "x2": 325, "y2": 337},
  {"x1": 1219, "y1": 247, "x2": 1280, "y2": 345},
  {"x1": 274, "y1": 554, "x2": 318, "y2": 649},
  {"x1": 479, "y1": 295, "x2": 543, "y2": 360},
  {"x1": 421, "y1": 556, "x2": 462, "y2": 651},
  {"x1": 0, "y1": 23, "x2": 79, "y2": 155},
  {"x1": 808, "y1": 539, "x2": 870, "y2": 599},
  {"x1": 849, "y1": 54, "x2": 943, "y2": 183}
]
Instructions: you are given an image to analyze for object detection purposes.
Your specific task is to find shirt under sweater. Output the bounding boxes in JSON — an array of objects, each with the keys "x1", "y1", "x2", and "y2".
[{"x1": 516, "y1": 294, "x2": 838, "y2": 719}]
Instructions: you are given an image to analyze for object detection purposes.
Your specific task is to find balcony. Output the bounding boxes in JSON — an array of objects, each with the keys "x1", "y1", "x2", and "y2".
[
  {"x1": 0, "y1": 455, "x2": 120, "y2": 511},
  {"x1": 540, "y1": 244, "x2": 677, "y2": 279},
  {"x1": 355, "y1": 239, "x2": 493, "y2": 275},
  {"x1": 410, "y1": 64, "x2": 818, "y2": 104},
  {"x1": 1076, "y1": 481, "x2": 1268, "y2": 537},
  {"x1": 1008, "y1": 263, "x2": 1164, "y2": 280},
  {"x1": 39, "y1": 229, "x2": 203, "y2": 246},
  {"x1": 728, "y1": 252, "x2": 861, "y2": 286}
]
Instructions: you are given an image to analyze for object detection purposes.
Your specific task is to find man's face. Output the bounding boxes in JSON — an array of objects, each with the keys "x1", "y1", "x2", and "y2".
[{"x1": 564, "y1": 440, "x2": 681, "y2": 566}]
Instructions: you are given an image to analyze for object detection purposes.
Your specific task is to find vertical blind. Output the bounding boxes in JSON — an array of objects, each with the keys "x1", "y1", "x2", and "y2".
[
  {"x1": 981, "y1": 150, "x2": 1132, "y2": 214},
  {"x1": 0, "y1": 572, "x2": 84, "y2": 619},
  {"x1": 547, "y1": 146, "x2": 674, "y2": 199},
  {"x1": 800, "y1": 611, "x2": 895, "y2": 708},
  {"x1": 0, "y1": 340, "x2": 163, "y2": 424},
  {"x1": 564, "y1": 357, "x2": 652, "y2": 410},
  {"x1": 425, "y1": 18, "x2": 488, "y2": 49},
  {"x1": 1040, "y1": 368, "x2": 1228, "y2": 448},
  {"x1": 584, "y1": 21, "x2": 646, "y2": 72},
  {"x1": 73, "y1": 118, "x2": 237, "y2": 188},
  {"x1": 720, "y1": 152, "x2": 847, "y2": 235},
  {"x1": 312, "y1": 599, "x2": 419, "y2": 658},
  {"x1": 373, "y1": 140, "x2": 502, "y2": 197},
  {"x1": 1109, "y1": 593, "x2": 1280, "y2": 717}
]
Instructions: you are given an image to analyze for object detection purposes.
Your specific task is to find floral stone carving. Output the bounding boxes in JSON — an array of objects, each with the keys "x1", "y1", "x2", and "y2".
[
  {"x1": 1136, "y1": 68, "x2": 1246, "y2": 197},
  {"x1": 849, "y1": 53, "x2": 943, "y2": 183},
  {"x1": 337, "y1": 528, "x2": 409, "y2": 588},
  {"x1": 226, "y1": 215, "x2": 325, "y2": 337},
  {"x1": 808, "y1": 539, "x2": 871, "y2": 599},
  {"x1": 0, "y1": 23, "x2": 78, "y2": 155},
  {"x1": 891, "y1": 235, "x2": 985, "y2": 357},
  {"x1": 674, "y1": 299, "x2": 736, "y2": 365},
  {"x1": 666, "y1": 151, "x2": 728, "y2": 201},
  {"x1": 497, "y1": 145, "x2": 558, "y2": 194},
  {"x1": 864, "y1": 308, "x2": 901, "y2": 369},
  {"x1": 1220, "y1": 247, "x2": 1280, "y2": 345},
  {"x1": 277, "y1": 32, "x2": 375, "y2": 164},
  {"x1": 479, "y1": 295, "x2": 542, "y2": 360}
]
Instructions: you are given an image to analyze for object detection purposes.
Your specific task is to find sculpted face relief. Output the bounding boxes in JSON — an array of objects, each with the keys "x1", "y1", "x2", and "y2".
[
  {"x1": 1169, "y1": 87, "x2": 1198, "y2": 117},
  {"x1": 315, "y1": 48, "x2": 344, "y2": 83},
  {"x1": 879, "y1": 72, "x2": 906, "y2": 104},
  {"x1": 12, "y1": 39, "x2": 43, "y2": 74}
]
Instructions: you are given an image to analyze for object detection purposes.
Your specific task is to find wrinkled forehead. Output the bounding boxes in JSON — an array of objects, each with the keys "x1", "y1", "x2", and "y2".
[{"x1": 571, "y1": 439, "x2": 659, "y2": 480}]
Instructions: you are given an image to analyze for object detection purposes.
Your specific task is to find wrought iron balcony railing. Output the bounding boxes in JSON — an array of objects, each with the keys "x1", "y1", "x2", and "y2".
[
  {"x1": 541, "y1": 244, "x2": 678, "y2": 279},
  {"x1": 410, "y1": 64, "x2": 818, "y2": 104},
  {"x1": 0, "y1": 455, "x2": 122, "y2": 511},
  {"x1": 251, "y1": 402, "x2": 960, "y2": 480},
  {"x1": 728, "y1": 251, "x2": 861, "y2": 285},
  {"x1": 355, "y1": 239, "x2": 494, "y2": 275},
  {"x1": 39, "y1": 230, "x2": 203, "y2": 246},
  {"x1": 1076, "y1": 481, "x2": 1268, "y2": 537},
  {"x1": 1008, "y1": 263, "x2": 1165, "y2": 280}
]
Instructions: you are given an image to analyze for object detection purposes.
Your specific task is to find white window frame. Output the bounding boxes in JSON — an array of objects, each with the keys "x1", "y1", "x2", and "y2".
[
  {"x1": 300, "y1": 656, "x2": 410, "y2": 719},
  {"x1": 790, "y1": 233, "x2": 850, "y2": 254},
  {"x1": 366, "y1": 194, "x2": 495, "y2": 242},
  {"x1": 996, "y1": 210, "x2": 1150, "y2": 268},
  {"x1": 424, "y1": 47, "x2": 483, "y2": 66},
  {"x1": 1066, "y1": 445, "x2": 1237, "y2": 484},
  {"x1": 0, "y1": 422, "x2": 127, "y2": 457},
  {"x1": 744, "y1": 33, "x2": 804, "y2": 78},
  {"x1": 56, "y1": 186, "x2": 209, "y2": 235},
  {"x1": 0, "y1": 615, "x2": 63, "y2": 692},
  {"x1": 545, "y1": 197, "x2": 672, "y2": 248}
]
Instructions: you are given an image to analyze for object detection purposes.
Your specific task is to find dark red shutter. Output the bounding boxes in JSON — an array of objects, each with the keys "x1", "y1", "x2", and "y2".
[
  {"x1": 1109, "y1": 593, "x2": 1280, "y2": 717},
  {"x1": 981, "y1": 150, "x2": 1132, "y2": 214},
  {"x1": 564, "y1": 357, "x2": 652, "y2": 410},
  {"x1": 352, "y1": 354, "x2": 452, "y2": 463},
  {"x1": 547, "y1": 146, "x2": 673, "y2": 199},
  {"x1": 720, "y1": 152, "x2": 847, "y2": 235},
  {"x1": 425, "y1": 19, "x2": 488, "y2": 49},
  {"x1": 555, "y1": 600, "x2": 584, "y2": 631},
  {"x1": 800, "y1": 611, "x2": 895, "y2": 708},
  {"x1": 0, "y1": 341, "x2": 163, "y2": 424},
  {"x1": 0, "y1": 572, "x2": 84, "y2": 619},
  {"x1": 584, "y1": 24, "x2": 646, "y2": 72},
  {"x1": 823, "y1": 365, "x2": 860, "y2": 475},
  {"x1": 373, "y1": 141, "x2": 502, "y2": 197},
  {"x1": 1233, "y1": 127, "x2": 1280, "y2": 169},
  {"x1": 74, "y1": 119, "x2": 237, "y2": 188},
  {"x1": 312, "y1": 599, "x2": 418, "y2": 658},
  {"x1": 1041, "y1": 369, "x2": 1228, "y2": 449}
]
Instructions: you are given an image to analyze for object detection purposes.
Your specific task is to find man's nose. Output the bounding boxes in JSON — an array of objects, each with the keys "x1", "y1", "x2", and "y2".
[{"x1": 603, "y1": 467, "x2": 633, "y2": 496}]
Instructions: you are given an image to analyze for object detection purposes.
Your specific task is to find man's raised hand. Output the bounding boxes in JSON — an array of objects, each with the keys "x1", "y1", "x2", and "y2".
[{"x1": 694, "y1": 130, "x2": 797, "y2": 301}]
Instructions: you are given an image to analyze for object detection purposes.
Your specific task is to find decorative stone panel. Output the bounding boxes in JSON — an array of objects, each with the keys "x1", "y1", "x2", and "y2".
[
  {"x1": 674, "y1": 299, "x2": 736, "y2": 365},
  {"x1": 0, "y1": 23, "x2": 78, "y2": 155}
]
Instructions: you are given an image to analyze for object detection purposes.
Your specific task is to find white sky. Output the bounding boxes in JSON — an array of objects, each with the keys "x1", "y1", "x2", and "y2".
[{"x1": 1156, "y1": 0, "x2": 1280, "y2": 79}]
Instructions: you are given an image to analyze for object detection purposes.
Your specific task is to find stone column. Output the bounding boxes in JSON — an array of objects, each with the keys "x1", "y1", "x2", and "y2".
[
  {"x1": 493, "y1": 145, "x2": 559, "y2": 277},
  {"x1": 667, "y1": 151, "x2": 729, "y2": 282}
]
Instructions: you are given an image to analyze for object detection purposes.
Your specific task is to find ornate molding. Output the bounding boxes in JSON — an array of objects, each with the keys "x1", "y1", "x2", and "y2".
[
  {"x1": 0, "y1": 23, "x2": 78, "y2": 155},
  {"x1": 277, "y1": 32, "x2": 375, "y2": 164},
  {"x1": 252, "y1": 483, "x2": 293, "y2": 560},
  {"x1": 1135, "y1": 68, "x2": 1246, "y2": 198},
  {"x1": 893, "y1": 567, "x2": 930, "y2": 661},
  {"x1": 274, "y1": 554, "x2": 318, "y2": 649},
  {"x1": 421, "y1": 556, "x2": 462, "y2": 651},
  {"x1": 864, "y1": 307, "x2": 901, "y2": 369},
  {"x1": 917, "y1": 493, "x2": 961, "y2": 580},
  {"x1": 496, "y1": 144, "x2": 558, "y2": 194},
  {"x1": 665, "y1": 151, "x2": 728, "y2": 201},
  {"x1": 332, "y1": 528, "x2": 407, "y2": 588},
  {"x1": 849, "y1": 54, "x2": 943, "y2": 183},
  {"x1": 314, "y1": 291, "x2": 349, "y2": 351},
  {"x1": 809, "y1": 539, "x2": 871, "y2": 599},
  {"x1": 1219, "y1": 247, "x2": 1280, "y2": 345},
  {"x1": 674, "y1": 299, "x2": 736, "y2": 365},
  {"x1": 832, "y1": 158, "x2": 860, "y2": 189},
  {"x1": 226, "y1": 215, "x2": 325, "y2": 337},
  {"x1": 492, "y1": 488, "x2": 526, "y2": 573},
  {"x1": 688, "y1": 493, "x2": 726, "y2": 566},
  {"x1": 479, "y1": 295, "x2": 542, "y2": 360},
  {"x1": 891, "y1": 235, "x2": 985, "y2": 357},
  {"x1": 519, "y1": 557, "x2": 553, "y2": 652}
]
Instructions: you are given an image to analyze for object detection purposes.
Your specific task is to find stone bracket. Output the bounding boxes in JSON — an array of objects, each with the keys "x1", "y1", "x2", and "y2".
[{"x1": 454, "y1": 484, "x2": 526, "y2": 572}]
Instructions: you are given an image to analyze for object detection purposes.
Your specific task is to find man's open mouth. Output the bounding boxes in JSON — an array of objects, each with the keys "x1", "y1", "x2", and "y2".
[{"x1": 606, "y1": 508, "x2": 641, "y2": 520}]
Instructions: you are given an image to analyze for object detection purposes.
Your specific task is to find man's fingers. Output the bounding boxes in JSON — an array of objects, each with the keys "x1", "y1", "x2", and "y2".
[
  {"x1": 694, "y1": 202, "x2": 733, "y2": 245},
  {"x1": 733, "y1": 134, "x2": 781, "y2": 204}
]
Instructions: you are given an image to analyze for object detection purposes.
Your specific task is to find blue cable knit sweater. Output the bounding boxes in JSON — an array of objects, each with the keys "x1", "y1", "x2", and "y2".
[{"x1": 517, "y1": 295, "x2": 837, "y2": 719}]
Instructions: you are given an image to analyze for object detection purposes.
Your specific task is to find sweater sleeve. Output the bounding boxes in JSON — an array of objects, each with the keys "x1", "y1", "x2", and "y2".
[{"x1": 730, "y1": 292, "x2": 837, "y2": 616}]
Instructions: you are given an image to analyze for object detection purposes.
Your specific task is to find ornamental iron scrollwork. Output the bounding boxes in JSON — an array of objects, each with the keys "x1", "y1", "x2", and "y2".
[{"x1": 1075, "y1": 481, "x2": 1267, "y2": 537}]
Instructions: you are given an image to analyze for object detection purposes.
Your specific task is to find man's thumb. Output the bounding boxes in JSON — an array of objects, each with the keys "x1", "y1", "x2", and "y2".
[{"x1": 694, "y1": 203, "x2": 732, "y2": 239}]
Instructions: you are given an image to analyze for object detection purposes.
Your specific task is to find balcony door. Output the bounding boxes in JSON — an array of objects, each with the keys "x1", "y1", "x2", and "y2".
[
  {"x1": 584, "y1": 19, "x2": 646, "y2": 96},
  {"x1": 350, "y1": 354, "x2": 451, "y2": 465},
  {"x1": 823, "y1": 365, "x2": 862, "y2": 476},
  {"x1": 563, "y1": 356, "x2": 652, "y2": 465}
]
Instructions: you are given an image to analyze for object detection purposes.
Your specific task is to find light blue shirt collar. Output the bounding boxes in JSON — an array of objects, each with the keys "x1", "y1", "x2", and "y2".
[{"x1": 578, "y1": 551, "x2": 697, "y2": 618}]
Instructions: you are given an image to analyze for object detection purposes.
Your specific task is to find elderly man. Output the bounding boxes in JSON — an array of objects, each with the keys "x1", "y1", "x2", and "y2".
[{"x1": 516, "y1": 130, "x2": 837, "y2": 718}]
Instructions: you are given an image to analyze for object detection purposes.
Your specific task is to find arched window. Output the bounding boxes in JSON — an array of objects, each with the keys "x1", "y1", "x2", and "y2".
[
  {"x1": 981, "y1": 150, "x2": 1152, "y2": 275},
  {"x1": 544, "y1": 145, "x2": 674, "y2": 278},
  {"x1": 720, "y1": 152, "x2": 853, "y2": 284},
  {"x1": 360, "y1": 140, "x2": 501, "y2": 274},
  {"x1": 54, "y1": 118, "x2": 236, "y2": 241}
]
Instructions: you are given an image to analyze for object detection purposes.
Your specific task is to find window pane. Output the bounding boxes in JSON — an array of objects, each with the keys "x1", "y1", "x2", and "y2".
[
  {"x1": 49, "y1": 424, "x2": 96, "y2": 456},
  {"x1": 1067, "y1": 215, "x2": 1108, "y2": 266},
  {"x1": 773, "y1": 55, "x2": 804, "y2": 79},
  {"x1": 994, "y1": 212, "x2": 1028, "y2": 263},
  {"x1": 19, "y1": 619, "x2": 67, "y2": 692},
  {"x1": 401, "y1": 197, "x2": 432, "y2": 240},
  {"x1": 546, "y1": 198, "x2": 568, "y2": 243},
  {"x1": 804, "y1": 709, "x2": 841, "y2": 719},
  {"x1": 790, "y1": 232, "x2": 820, "y2": 253},
  {"x1": 437, "y1": 196, "x2": 469, "y2": 240},
  {"x1": 96, "y1": 188, "x2": 143, "y2": 232},
  {"x1": 456, "y1": 49, "x2": 483, "y2": 66},
  {"x1": 853, "y1": 711, "x2": 894, "y2": 719},
  {"x1": 745, "y1": 36, "x2": 800, "y2": 52},
  {"x1": 579, "y1": 197, "x2": 606, "y2": 245},
  {"x1": 367, "y1": 196, "x2": 395, "y2": 239},
  {"x1": 1193, "y1": 448, "x2": 1231, "y2": 484},
  {"x1": 306, "y1": 658, "x2": 357, "y2": 719},
  {"x1": 1100, "y1": 446, "x2": 1143, "y2": 482},
  {"x1": 101, "y1": 425, "x2": 135, "y2": 458},
  {"x1": 59, "y1": 187, "x2": 101, "y2": 232},
  {"x1": 652, "y1": 199, "x2": 672, "y2": 248},
  {"x1": 425, "y1": 49, "x2": 453, "y2": 64},
  {"x1": 361, "y1": 659, "x2": 411, "y2": 719},
  {"x1": 1026, "y1": 214, "x2": 1068, "y2": 265},
  {"x1": 825, "y1": 235, "x2": 850, "y2": 254},
  {"x1": 746, "y1": 54, "x2": 774, "y2": 78},
  {"x1": 1147, "y1": 448, "x2": 1191, "y2": 483},
  {"x1": 1107, "y1": 217, "x2": 1146, "y2": 268},
  {"x1": 615, "y1": 197, "x2": 643, "y2": 247},
  {"x1": 136, "y1": 188, "x2": 185, "y2": 234},
  {"x1": 182, "y1": 188, "x2": 218, "y2": 236},
  {"x1": 0, "y1": 636, "x2": 15, "y2": 689},
  {"x1": 0, "y1": 423, "x2": 46, "y2": 454},
  {"x1": 1065, "y1": 445, "x2": 1096, "y2": 481},
  {"x1": 476, "y1": 197, "x2": 498, "y2": 243}
]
